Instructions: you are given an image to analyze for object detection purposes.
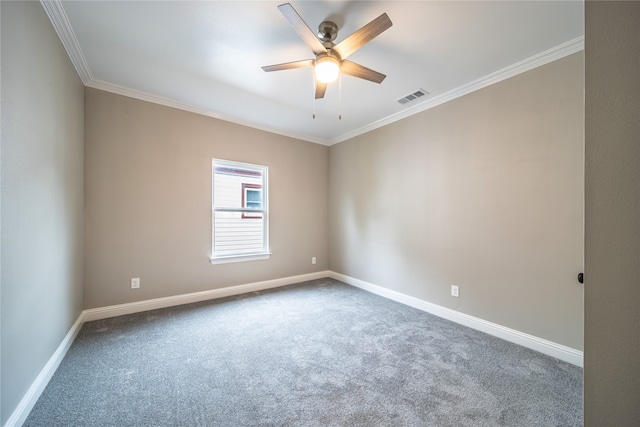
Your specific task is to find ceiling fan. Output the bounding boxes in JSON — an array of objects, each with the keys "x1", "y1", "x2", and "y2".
[{"x1": 262, "y1": 3, "x2": 393, "y2": 100}]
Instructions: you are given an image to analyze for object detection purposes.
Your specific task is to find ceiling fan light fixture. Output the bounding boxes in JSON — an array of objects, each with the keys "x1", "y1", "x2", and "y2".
[{"x1": 315, "y1": 55, "x2": 340, "y2": 83}]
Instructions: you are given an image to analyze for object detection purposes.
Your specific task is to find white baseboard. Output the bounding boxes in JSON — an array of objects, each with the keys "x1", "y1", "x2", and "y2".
[
  {"x1": 3, "y1": 315, "x2": 84, "y2": 427},
  {"x1": 82, "y1": 270, "x2": 331, "y2": 322},
  {"x1": 329, "y1": 271, "x2": 584, "y2": 367},
  {"x1": 6, "y1": 269, "x2": 582, "y2": 427},
  {"x1": 4, "y1": 270, "x2": 329, "y2": 427}
]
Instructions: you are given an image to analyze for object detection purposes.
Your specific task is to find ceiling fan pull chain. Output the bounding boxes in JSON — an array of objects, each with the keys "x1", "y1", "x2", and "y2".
[{"x1": 338, "y1": 72, "x2": 342, "y2": 120}]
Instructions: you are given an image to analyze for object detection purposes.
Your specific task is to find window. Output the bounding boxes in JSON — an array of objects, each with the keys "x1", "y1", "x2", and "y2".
[{"x1": 211, "y1": 159, "x2": 269, "y2": 264}]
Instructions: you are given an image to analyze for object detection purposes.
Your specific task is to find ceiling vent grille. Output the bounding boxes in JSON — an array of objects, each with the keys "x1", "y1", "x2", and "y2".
[{"x1": 396, "y1": 89, "x2": 429, "y2": 105}]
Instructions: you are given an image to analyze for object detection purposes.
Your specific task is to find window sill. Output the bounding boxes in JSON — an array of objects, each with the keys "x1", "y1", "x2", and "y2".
[{"x1": 210, "y1": 252, "x2": 271, "y2": 265}]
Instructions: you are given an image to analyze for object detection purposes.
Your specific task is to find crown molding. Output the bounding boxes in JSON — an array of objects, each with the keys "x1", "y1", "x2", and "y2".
[
  {"x1": 87, "y1": 32, "x2": 582, "y2": 148},
  {"x1": 42, "y1": 0, "x2": 582, "y2": 147},
  {"x1": 329, "y1": 36, "x2": 585, "y2": 146},
  {"x1": 40, "y1": 0, "x2": 92, "y2": 84},
  {"x1": 86, "y1": 79, "x2": 330, "y2": 146},
  {"x1": 41, "y1": 0, "x2": 328, "y2": 146}
]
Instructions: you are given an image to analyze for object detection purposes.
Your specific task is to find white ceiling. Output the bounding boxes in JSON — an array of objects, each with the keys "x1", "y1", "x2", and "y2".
[{"x1": 48, "y1": 1, "x2": 584, "y2": 145}]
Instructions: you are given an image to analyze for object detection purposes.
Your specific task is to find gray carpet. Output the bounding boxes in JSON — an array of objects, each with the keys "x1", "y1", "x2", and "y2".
[{"x1": 25, "y1": 278, "x2": 583, "y2": 426}]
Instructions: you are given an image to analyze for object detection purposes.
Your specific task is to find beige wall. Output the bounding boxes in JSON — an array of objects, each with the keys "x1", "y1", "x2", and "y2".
[
  {"x1": 0, "y1": 1, "x2": 85, "y2": 423},
  {"x1": 329, "y1": 53, "x2": 584, "y2": 350},
  {"x1": 84, "y1": 89, "x2": 329, "y2": 309},
  {"x1": 584, "y1": 2, "x2": 640, "y2": 424}
]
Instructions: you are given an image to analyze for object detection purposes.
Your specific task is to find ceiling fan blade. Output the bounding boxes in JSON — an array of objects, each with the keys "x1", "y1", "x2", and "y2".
[
  {"x1": 262, "y1": 59, "x2": 315, "y2": 72},
  {"x1": 340, "y1": 60, "x2": 386, "y2": 83},
  {"x1": 278, "y1": 3, "x2": 326, "y2": 56},
  {"x1": 333, "y1": 13, "x2": 392, "y2": 60},
  {"x1": 315, "y1": 81, "x2": 327, "y2": 99}
]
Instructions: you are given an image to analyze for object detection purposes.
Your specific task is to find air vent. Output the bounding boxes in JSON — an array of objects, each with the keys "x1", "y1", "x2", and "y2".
[{"x1": 396, "y1": 89, "x2": 429, "y2": 105}]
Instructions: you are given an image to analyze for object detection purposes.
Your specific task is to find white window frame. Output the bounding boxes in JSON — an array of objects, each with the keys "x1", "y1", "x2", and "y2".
[{"x1": 211, "y1": 159, "x2": 270, "y2": 264}]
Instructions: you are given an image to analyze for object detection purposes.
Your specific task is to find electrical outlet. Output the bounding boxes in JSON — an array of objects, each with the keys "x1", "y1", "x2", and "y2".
[
  {"x1": 311, "y1": 257, "x2": 317, "y2": 265},
  {"x1": 131, "y1": 278, "x2": 140, "y2": 289},
  {"x1": 451, "y1": 285, "x2": 459, "y2": 298}
]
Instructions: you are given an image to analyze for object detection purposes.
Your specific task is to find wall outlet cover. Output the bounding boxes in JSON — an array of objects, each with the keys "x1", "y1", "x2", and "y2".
[{"x1": 451, "y1": 285, "x2": 459, "y2": 297}]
